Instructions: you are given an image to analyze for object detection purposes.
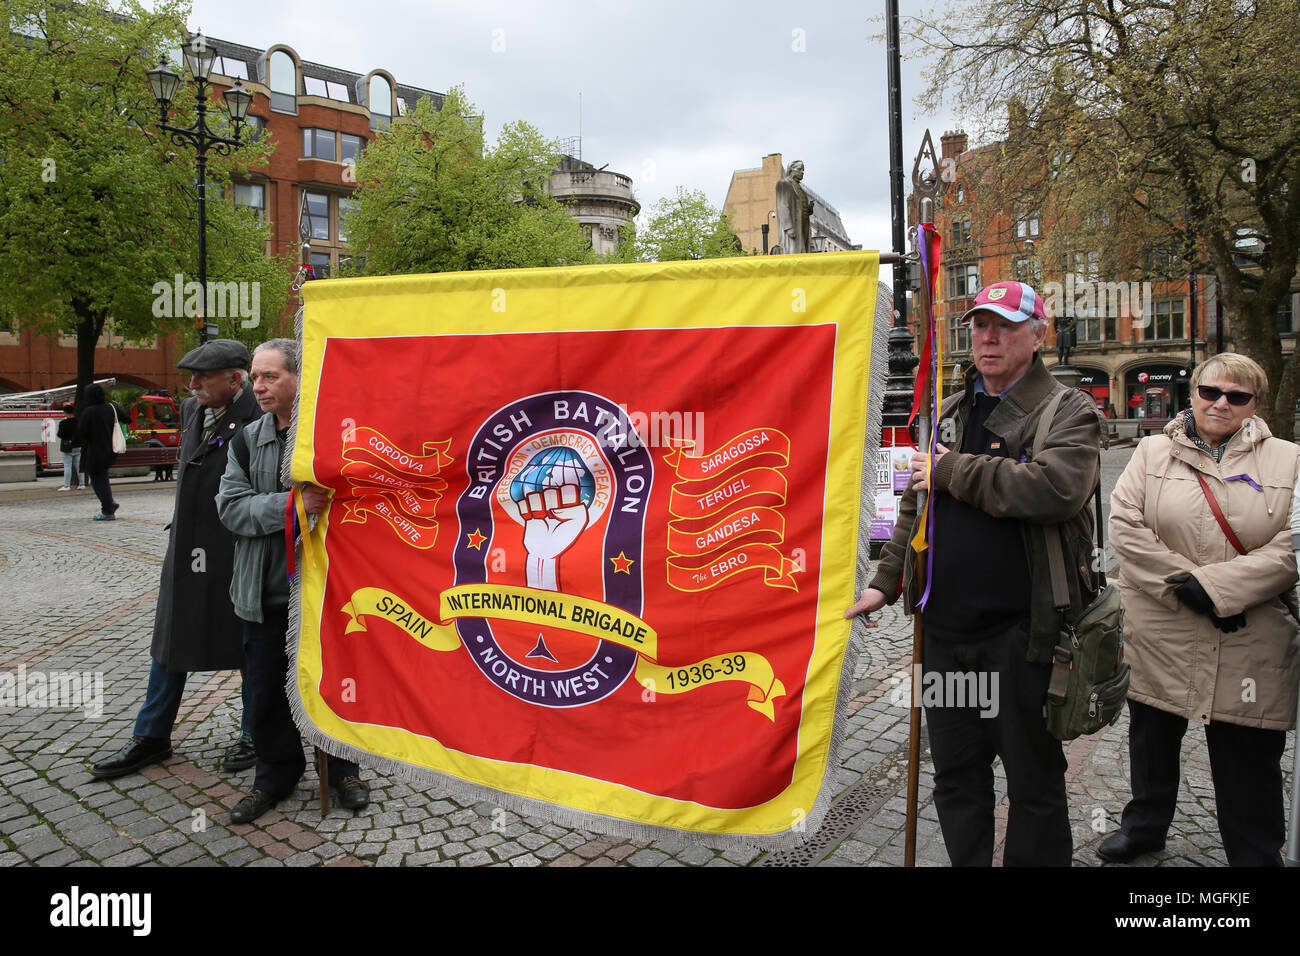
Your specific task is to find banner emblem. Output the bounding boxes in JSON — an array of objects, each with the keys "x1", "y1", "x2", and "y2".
[{"x1": 453, "y1": 391, "x2": 652, "y2": 706}]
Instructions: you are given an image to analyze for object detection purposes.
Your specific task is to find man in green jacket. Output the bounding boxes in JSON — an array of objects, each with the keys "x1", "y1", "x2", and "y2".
[
  {"x1": 216, "y1": 338, "x2": 370, "y2": 825},
  {"x1": 846, "y1": 281, "x2": 1102, "y2": 866}
]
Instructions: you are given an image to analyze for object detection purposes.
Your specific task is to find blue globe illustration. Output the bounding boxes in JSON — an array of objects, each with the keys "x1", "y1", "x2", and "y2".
[{"x1": 510, "y1": 447, "x2": 596, "y2": 506}]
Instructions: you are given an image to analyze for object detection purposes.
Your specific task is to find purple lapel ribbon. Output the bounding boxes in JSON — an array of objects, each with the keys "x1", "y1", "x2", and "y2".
[{"x1": 1224, "y1": 473, "x2": 1263, "y2": 493}]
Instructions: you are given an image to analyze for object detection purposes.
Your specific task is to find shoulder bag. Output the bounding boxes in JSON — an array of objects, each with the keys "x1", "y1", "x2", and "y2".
[{"x1": 1035, "y1": 388, "x2": 1130, "y2": 741}]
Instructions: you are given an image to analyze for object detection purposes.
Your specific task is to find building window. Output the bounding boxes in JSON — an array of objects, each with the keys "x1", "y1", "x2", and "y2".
[
  {"x1": 948, "y1": 320, "x2": 970, "y2": 353},
  {"x1": 302, "y1": 128, "x2": 336, "y2": 161},
  {"x1": 368, "y1": 75, "x2": 393, "y2": 131},
  {"x1": 1145, "y1": 300, "x2": 1186, "y2": 340},
  {"x1": 213, "y1": 56, "x2": 248, "y2": 80},
  {"x1": 339, "y1": 255, "x2": 366, "y2": 276},
  {"x1": 309, "y1": 252, "x2": 331, "y2": 280},
  {"x1": 950, "y1": 218, "x2": 971, "y2": 246},
  {"x1": 338, "y1": 196, "x2": 357, "y2": 243},
  {"x1": 303, "y1": 76, "x2": 351, "y2": 101},
  {"x1": 1013, "y1": 256, "x2": 1041, "y2": 286},
  {"x1": 340, "y1": 133, "x2": 364, "y2": 165},
  {"x1": 955, "y1": 185, "x2": 965, "y2": 204},
  {"x1": 1277, "y1": 294, "x2": 1297, "y2": 334},
  {"x1": 269, "y1": 50, "x2": 297, "y2": 114},
  {"x1": 1077, "y1": 313, "x2": 1101, "y2": 342},
  {"x1": 1146, "y1": 246, "x2": 1183, "y2": 274},
  {"x1": 1070, "y1": 250, "x2": 1101, "y2": 282},
  {"x1": 233, "y1": 182, "x2": 265, "y2": 220},
  {"x1": 304, "y1": 191, "x2": 330, "y2": 240},
  {"x1": 947, "y1": 263, "x2": 979, "y2": 299},
  {"x1": 240, "y1": 114, "x2": 265, "y2": 143},
  {"x1": 1015, "y1": 211, "x2": 1040, "y2": 239}
]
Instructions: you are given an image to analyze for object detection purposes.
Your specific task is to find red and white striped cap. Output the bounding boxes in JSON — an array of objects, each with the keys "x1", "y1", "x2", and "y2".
[{"x1": 959, "y1": 281, "x2": 1046, "y2": 324}]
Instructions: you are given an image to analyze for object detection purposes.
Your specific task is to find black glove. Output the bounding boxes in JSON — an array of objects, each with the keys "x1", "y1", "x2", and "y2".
[
  {"x1": 1210, "y1": 611, "x2": 1247, "y2": 633},
  {"x1": 1164, "y1": 572, "x2": 1215, "y2": 616}
]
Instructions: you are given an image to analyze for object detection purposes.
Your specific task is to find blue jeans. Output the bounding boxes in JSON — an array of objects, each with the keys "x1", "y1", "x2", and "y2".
[
  {"x1": 61, "y1": 448, "x2": 82, "y2": 488},
  {"x1": 133, "y1": 656, "x2": 251, "y2": 742}
]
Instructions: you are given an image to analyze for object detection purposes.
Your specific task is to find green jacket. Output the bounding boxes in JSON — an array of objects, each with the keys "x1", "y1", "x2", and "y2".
[
  {"x1": 868, "y1": 358, "x2": 1104, "y2": 663},
  {"x1": 215, "y1": 413, "x2": 291, "y2": 624}
]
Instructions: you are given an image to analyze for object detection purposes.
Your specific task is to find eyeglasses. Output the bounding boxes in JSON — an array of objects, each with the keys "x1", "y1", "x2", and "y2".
[{"x1": 1196, "y1": 385, "x2": 1255, "y2": 406}]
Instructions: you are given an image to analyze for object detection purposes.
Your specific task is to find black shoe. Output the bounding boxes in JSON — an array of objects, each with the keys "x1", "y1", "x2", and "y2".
[
  {"x1": 90, "y1": 736, "x2": 172, "y2": 780},
  {"x1": 332, "y1": 776, "x2": 370, "y2": 811},
  {"x1": 1097, "y1": 830, "x2": 1165, "y2": 863},
  {"x1": 229, "y1": 789, "x2": 281, "y2": 824},
  {"x1": 221, "y1": 738, "x2": 256, "y2": 772}
]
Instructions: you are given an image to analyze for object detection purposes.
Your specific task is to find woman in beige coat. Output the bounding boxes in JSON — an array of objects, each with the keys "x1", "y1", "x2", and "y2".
[{"x1": 1101, "y1": 353, "x2": 1299, "y2": 866}]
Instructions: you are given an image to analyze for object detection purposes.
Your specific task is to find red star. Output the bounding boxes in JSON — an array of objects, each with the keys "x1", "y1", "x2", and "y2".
[
  {"x1": 610, "y1": 551, "x2": 634, "y2": 574},
  {"x1": 466, "y1": 528, "x2": 487, "y2": 550}
]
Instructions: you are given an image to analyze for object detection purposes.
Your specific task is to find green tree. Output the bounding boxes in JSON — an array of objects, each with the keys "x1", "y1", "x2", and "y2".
[
  {"x1": 0, "y1": 0, "x2": 289, "y2": 405},
  {"x1": 911, "y1": 0, "x2": 1300, "y2": 434},
  {"x1": 629, "y1": 187, "x2": 742, "y2": 262},
  {"x1": 346, "y1": 87, "x2": 593, "y2": 274}
]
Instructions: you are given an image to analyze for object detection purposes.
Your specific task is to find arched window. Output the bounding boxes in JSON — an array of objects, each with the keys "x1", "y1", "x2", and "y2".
[
  {"x1": 269, "y1": 50, "x2": 297, "y2": 114},
  {"x1": 368, "y1": 75, "x2": 392, "y2": 131}
]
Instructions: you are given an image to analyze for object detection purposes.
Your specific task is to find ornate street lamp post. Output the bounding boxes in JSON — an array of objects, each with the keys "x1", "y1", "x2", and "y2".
[{"x1": 147, "y1": 33, "x2": 253, "y2": 344}]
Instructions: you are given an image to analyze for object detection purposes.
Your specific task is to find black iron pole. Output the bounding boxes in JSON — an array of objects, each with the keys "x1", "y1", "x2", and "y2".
[
  {"x1": 196, "y1": 86, "x2": 209, "y2": 345},
  {"x1": 156, "y1": 73, "x2": 242, "y2": 347},
  {"x1": 886, "y1": 0, "x2": 907, "y2": 327}
]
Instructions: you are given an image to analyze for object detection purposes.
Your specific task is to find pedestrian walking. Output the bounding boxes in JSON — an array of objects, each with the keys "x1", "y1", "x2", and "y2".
[
  {"x1": 56, "y1": 404, "x2": 83, "y2": 491},
  {"x1": 77, "y1": 384, "x2": 119, "y2": 520}
]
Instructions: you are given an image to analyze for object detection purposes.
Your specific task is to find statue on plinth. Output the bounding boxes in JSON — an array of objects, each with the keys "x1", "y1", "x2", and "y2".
[
  {"x1": 1055, "y1": 312, "x2": 1077, "y2": 367},
  {"x1": 774, "y1": 160, "x2": 812, "y2": 255}
]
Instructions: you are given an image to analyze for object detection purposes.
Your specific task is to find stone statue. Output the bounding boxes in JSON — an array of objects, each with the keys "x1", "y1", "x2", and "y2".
[
  {"x1": 774, "y1": 160, "x2": 812, "y2": 254},
  {"x1": 1055, "y1": 312, "x2": 1077, "y2": 366}
]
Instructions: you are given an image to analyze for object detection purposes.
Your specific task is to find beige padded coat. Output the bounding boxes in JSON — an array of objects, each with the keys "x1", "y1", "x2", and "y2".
[{"x1": 1109, "y1": 413, "x2": 1300, "y2": 730}]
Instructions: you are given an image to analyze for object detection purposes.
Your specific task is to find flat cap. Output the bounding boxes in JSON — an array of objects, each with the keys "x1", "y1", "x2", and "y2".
[{"x1": 176, "y1": 338, "x2": 250, "y2": 372}]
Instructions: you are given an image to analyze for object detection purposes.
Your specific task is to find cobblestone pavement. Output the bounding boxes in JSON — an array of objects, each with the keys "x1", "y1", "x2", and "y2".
[{"x1": 0, "y1": 447, "x2": 1293, "y2": 868}]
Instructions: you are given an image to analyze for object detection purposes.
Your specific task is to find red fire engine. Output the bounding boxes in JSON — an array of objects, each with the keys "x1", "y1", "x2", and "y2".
[{"x1": 0, "y1": 381, "x2": 179, "y2": 472}]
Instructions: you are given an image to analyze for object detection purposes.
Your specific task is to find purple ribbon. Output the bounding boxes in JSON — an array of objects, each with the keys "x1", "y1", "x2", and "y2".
[
  {"x1": 1224, "y1": 473, "x2": 1263, "y2": 493},
  {"x1": 916, "y1": 235, "x2": 939, "y2": 611}
]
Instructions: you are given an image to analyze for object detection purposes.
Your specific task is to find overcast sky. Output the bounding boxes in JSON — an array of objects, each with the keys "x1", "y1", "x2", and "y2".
[{"x1": 185, "y1": 0, "x2": 954, "y2": 252}]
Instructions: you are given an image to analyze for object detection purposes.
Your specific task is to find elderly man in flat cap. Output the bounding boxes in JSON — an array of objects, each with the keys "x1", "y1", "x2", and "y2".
[{"x1": 90, "y1": 339, "x2": 264, "y2": 779}]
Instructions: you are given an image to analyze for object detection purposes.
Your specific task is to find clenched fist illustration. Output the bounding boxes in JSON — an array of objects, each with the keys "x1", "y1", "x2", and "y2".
[{"x1": 508, "y1": 448, "x2": 596, "y2": 591}]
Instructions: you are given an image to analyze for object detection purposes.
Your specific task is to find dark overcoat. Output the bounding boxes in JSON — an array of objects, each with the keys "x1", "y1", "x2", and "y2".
[
  {"x1": 150, "y1": 385, "x2": 261, "y2": 671},
  {"x1": 76, "y1": 404, "x2": 118, "y2": 473}
]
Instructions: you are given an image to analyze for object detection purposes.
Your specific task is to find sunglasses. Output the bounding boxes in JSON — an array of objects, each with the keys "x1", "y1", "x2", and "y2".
[{"x1": 1196, "y1": 385, "x2": 1255, "y2": 406}]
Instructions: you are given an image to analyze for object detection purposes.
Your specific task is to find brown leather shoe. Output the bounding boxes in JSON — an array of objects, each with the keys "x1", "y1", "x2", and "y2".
[
  {"x1": 229, "y1": 789, "x2": 281, "y2": 824},
  {"x1": 332, "y1": 776, "x2": 370, "y2": 811}
]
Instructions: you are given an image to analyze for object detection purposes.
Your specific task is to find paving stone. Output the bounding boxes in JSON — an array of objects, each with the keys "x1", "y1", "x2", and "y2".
[
  {"x1": 627, "y1": 849, "x2": 669, "y2": 867},
  {"x1": 101, "y1": 847, "x2": 152, "y2": 866}
]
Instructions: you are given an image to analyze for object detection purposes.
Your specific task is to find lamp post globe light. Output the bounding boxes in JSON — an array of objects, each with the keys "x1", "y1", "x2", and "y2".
[{"x1": 147, "y1": 32, "x2": 253, "y2": 344}]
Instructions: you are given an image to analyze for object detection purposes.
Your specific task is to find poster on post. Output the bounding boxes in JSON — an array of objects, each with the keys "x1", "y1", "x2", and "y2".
[{"x1": 289, "y1": 252, "x2": 886, "y2": 846}]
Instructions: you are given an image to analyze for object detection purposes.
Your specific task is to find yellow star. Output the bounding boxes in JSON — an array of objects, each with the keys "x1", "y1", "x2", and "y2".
[
  {"x1": 610, "y1": 551, "x2": 634, "y2": 574},
  {"x1": 466, "y1": 528, "x2": 487, "y2": 550}
]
